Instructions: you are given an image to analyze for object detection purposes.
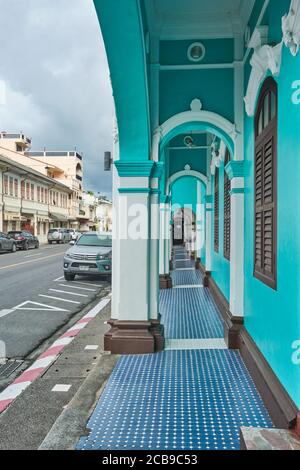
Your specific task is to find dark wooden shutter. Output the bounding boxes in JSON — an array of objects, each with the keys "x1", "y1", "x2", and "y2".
[
  {"x1": 214, "y1": 167, "x2": 219, "y2": 252},
  {"x1": 254, "y1": 77, "x2": 277, "y2": 289},
  {"x1": 224, "y1": 150, "x2": 231, "y2": 260}
]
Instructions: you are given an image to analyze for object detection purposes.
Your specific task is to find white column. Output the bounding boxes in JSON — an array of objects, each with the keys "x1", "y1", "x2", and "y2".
[
  {"x1": 159, "y1": 204, "x2": 165, "y2": 275},
  {"x1": 164, "y1": 203, "x2": 171, "y2": 275},
  {"x1": 149, "y1": 186, "x2": 160, "y2": 320},
  {"x1": 229, "y1": 174, "x2": 245, "y2": 317},
  {"x1": 117, "y1": 187, "x2": 150, "y2": 321},
  {"x1": 111, "y1": 165, "x2": 120, "y2": 320}
]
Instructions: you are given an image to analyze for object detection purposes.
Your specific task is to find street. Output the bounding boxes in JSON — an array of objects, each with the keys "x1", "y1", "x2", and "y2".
[{"x1": 0, "y1": 243, "x2": 110, "y2": 362}]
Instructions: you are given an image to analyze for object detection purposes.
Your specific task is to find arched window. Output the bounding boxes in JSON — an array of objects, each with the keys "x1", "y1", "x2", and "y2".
[
  {"x1": 214, "y1": 167, "x2": 219, "y2": 253},
  {"x1": 254, "y1": 77, "x2": 277, "y2": 289},
  {"x1": 224, "y1": 150, "x2": 231, "y2": 260}
]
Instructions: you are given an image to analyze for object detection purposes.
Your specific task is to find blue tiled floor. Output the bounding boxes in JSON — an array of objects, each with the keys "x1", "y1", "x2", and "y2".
[
  {"x1": 77, "y1": 350, "x2": 273, "y2": 451},
  {"x1": 160, "y1": 287, "x2": 223, "y2": 339},
  {"x1": 171, "y1": 269, "x2": 203, "y2": 286},
  {"x1": 76, "y1": 247, "x2": 274, "y2": 452}
]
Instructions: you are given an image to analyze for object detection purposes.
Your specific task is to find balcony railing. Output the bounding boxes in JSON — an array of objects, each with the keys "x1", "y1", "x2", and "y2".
[
  {"x1": 0, "y1": 133, "x2": 31, "y2": 144},
  {"x1": 25, "y1": 150, "x2": 83, "y2": 159}
]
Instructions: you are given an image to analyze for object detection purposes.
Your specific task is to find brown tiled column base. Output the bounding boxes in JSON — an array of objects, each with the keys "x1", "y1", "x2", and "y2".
[
  {"x1": 190, "y1": 250, "x2": 196, "y2": 260},
  {"x1": 104, "y1": 320, "x2": 164, "y2": 355},
  {"x1": 169, "y1": 260, "x2": 173, "y2": 271},
  {"x1": 195, "y1": 257, "x2": 200, "y2": 270},
  {"x1": 159, "y1": 274, "x2": 172, "y2": 289}
]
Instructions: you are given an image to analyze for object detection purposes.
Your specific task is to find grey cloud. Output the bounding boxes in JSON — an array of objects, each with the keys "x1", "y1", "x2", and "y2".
[{"x1": 0, "y1": 0, "x2": 114, "y2": 197}]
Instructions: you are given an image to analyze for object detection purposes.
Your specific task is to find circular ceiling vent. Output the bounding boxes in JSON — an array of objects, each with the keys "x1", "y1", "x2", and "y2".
[{"x1": 187, "y1": 42, "x2": 206, "y2": 63}]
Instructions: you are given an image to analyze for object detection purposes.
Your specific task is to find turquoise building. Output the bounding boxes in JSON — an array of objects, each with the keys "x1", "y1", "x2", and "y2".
[{"x1": 93, "y1": 0, "x2": 300, "y2": 432}]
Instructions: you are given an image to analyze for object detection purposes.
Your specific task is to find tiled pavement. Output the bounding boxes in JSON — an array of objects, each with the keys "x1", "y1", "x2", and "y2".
[
  {"x1": 77, "y1": 246, "x2": 273, "y2": 451},
  {"x1": 77, "y1": 350, "x2": 273, "y2": 450}
]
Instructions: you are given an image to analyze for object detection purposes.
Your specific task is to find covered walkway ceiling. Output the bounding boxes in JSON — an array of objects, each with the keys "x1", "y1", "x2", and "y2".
[{"x1": 148, "y1": 0, "x2": 256, "y2": 38}]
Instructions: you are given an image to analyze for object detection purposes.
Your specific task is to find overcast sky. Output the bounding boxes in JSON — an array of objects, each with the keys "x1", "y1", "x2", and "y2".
[{"x1": 0, "y1": 0, "x2": 114, "y2": 198}]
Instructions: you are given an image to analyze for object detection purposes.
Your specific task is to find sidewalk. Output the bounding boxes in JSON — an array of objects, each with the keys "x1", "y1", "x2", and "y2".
[{"x1": 72, "y1": 246, "x2": 274, "y2": 451}]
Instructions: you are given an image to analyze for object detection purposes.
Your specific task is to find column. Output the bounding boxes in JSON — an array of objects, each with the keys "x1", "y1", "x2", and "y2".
[
  {"x1": 159, "y1": 196, "x2": 172, "y2": 289},
  {"x1": 227, "y1": 161, "x2": 245, "y2": 318}
]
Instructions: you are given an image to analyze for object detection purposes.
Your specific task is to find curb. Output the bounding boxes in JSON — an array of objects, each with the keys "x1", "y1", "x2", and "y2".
[
  {"x1": 39, "y1": 353, "x2": 119, "y2": 450},
  {"x1": 0, "y1": 297, "x2": 111, "y2": 414}
]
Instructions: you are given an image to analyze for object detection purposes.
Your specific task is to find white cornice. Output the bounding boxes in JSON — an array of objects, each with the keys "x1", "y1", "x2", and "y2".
[
  {"x1": 282, "y1": 0, "x2": 300, "y2": 56},
  {"x1": 244, "y1": 41, "x2": 283, "y2": 117}
]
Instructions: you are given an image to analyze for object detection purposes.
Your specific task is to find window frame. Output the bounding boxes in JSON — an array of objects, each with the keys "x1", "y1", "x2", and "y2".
[{"x1": 253, "y1": 77, "x2": 278, "y2": 290}]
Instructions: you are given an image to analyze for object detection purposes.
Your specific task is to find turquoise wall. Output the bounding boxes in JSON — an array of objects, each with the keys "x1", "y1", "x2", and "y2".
[
  {"x1": 244, "y1": 2, "x2": 300, "y2": 408},
  {"x1": 171, "y1": 176, "x2": 198, "y2": 214},
  {"x1": 211, "y1": 161, "x2": 230, "y2": 301},
  {"x1": 168, "y1": 149, "x2": 207, "y2": 178},
  {"x1": 160, "y1": 38, "x2": 234, "y2": 66}
]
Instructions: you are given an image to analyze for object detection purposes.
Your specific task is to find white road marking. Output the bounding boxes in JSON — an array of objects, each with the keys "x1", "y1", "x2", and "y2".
[
  {"x1": 174, "y1": 285, "x2": 203, "y2": 289},
  {"x1": 73, "y1": 281, "x2": 102, "y2": 287},
  {"x1": 0, "y1": 252, "x2": 63, "y2": 271},
  {"x1": 0, "y1": 309, "x2": 14, "y2": 319},
  {"x1": 49, "y1": 289, "x2": 88, "y2": 298},
  {"x1": 52, "y1": 384, "x2": 72, "y2": 393},
  {"x1": 85, "y1": 345, "x2": 99, "y2": 350},
  {"x1": 58, "y1": 284, "x2": 96, "y2": 292},
  {"x1": 39, "y1": 295, "x2": 81, "y2": 305},
  {"x1": 53, "y1": 276, "x2": 64, "y2": 282},
  {"x1": 13, "y1": 301, "x2": 69, "y2": 312},
  {"x1": 24, "y1": 254, "x2": 43, "y2": 259}
]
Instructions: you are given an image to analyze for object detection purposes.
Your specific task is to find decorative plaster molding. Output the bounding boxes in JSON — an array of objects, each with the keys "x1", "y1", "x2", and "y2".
[
  {"x1": 248, "y1": 26, "x2": 269, "y2": 49},
  {"x1": 115, "y1": 160, "x2": 154, "y2": 178},
  {"x1": 113, "y1": 116, "x2": 119, "y2": 144},
  {"x1": 167, "y1": 169, "x2": 207, "y2": 194},
  {"x1": 282, "y1": 0, "x2": 300, "y2": 56},
  {"x1": 190, "y1": 98, "x2": 202, "y2": 112},
  {"x1": 151, "y1": 99, "x2": 237, "y2": 164},
  {"x1": 244, "y1": 40, "x2": 283, "y2": 117}
]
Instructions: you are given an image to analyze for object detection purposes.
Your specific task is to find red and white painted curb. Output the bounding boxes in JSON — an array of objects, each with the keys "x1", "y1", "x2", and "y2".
[{"x1": 0, "y1": 296, "x2": 111, "y2": 414}]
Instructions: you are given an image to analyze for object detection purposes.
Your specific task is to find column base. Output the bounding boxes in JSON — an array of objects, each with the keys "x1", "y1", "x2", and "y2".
[
  {"x1": 159, "y1": 274, "x2": 173, "y2": 289},
  {"x1": 169, "y1": 260, "x2": 173, "y2": 271},
  {"x1": 104, "y1": 319, "x2": 164, "y2": 355},
  {"x1": 195, "y1": 257, "x2": 201, "y2": 270},
  {"x1": 190, "y1": 250, "x2": 196, "y2": 260}
]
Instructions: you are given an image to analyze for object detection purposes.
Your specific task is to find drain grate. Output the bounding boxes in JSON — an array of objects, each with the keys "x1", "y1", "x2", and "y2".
[{"x1": 0, "y1": 360, "x2": 23, "y2": 379}]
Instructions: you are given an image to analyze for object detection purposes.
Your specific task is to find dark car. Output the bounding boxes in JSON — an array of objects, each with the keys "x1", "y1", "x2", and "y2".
[
  {"x1": 0, "y1": 232, "x2": 17, "y2": 253},
  {"x1": 8, "y1": 231, "x2": 39, "y2": 250}
]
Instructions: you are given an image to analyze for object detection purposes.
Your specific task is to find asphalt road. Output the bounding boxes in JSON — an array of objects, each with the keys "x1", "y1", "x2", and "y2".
[{"x1": 0, "y1": 243, "x2": 109, "y2": 360}]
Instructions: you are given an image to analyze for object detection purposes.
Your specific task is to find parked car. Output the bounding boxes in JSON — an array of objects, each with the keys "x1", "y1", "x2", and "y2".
[
  {"x1": 8, "y1": 231, "x2": 39, "y2": 250},
  {"x1": 63, "y1": 232, "x2": 112, "y2": 281},
  {"x1": 0, "y1": 232, "x2": 17, "y2": 253},
  {"x1": 47, "y1": 228, "x2": 72, "y2": 244},
  {"x1": 66, "y1": 229, "x2": 80, "y2": 241}
]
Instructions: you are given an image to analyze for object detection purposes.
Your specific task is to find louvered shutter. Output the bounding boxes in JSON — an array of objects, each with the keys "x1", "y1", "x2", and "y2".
[
  {"x1": 214, "y1": 167, "x2": 219, "y2": 252},
  {"x1": 254, "y1": 77, "x2": 277, "y2": 289}
]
